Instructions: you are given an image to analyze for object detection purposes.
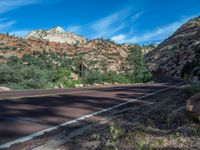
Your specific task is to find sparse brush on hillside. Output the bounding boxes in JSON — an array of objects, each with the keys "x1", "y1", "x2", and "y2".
[{"x1": 0, "y1": 45, "x2": 152, "y2": 89}]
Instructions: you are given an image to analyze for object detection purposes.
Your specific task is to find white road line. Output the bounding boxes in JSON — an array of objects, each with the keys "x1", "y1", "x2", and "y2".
[{"x1": 0, "y1": 82, "x2": 183, "y2": 149}]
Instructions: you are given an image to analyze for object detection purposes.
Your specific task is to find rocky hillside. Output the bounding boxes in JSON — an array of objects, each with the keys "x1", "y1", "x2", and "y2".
[
  {"x1": 0, "y1": 34, "x2": 131, "y2": 73},
  {"x1": 26, "y1": 26, "x2": 86, "y2": 44},
  {"x1": 146, "y1": 16, "x2": 200, "y2": 78},
  {"x1": 0, "y1": 26, "x2": 157, "y2": 74}
]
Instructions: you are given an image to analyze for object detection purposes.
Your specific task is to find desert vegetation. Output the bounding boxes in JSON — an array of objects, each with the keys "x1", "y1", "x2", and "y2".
[{"x1": 0, "y1": 45, "x2": 152, "y2": 90}]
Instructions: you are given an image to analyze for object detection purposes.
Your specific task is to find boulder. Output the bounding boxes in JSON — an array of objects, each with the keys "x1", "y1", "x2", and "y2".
[
  {"x1": 186, "y1": 92, "x2": 200, "y2": 119},
  {"x1": 0, "y1": 87, "x2": 11, "y2": 91},
  {"x1": 103, "y1": 82, "x2": 110, "y2": 85},
  {"x1": 74, "y1": 84, "x2": 84, "y2": 88},
  {"x1": 54, "y1": 86, "x2": 59, "y2": 89}
]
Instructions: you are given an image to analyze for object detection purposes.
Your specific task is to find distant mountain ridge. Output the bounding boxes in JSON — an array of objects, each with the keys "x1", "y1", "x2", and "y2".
[{"x1": 26, "y1": 26, "x2": 86, "y2": 44}]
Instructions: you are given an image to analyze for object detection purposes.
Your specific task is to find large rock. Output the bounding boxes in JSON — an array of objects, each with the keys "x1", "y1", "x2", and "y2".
[
  {"x1": 186, "y1": 92, "x2": 200, "y2": 119},
  {"x1": 26, "y1": 26, "x2": 86, "y2": 44},
  {"x1": 0, "y1": 87, "x2": 11, "y2": 91}
]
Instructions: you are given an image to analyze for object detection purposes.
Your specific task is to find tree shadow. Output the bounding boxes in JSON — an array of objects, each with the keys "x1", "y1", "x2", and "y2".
[{"x1": 0, "y1": 83, "x2": 180, "y2": 148}]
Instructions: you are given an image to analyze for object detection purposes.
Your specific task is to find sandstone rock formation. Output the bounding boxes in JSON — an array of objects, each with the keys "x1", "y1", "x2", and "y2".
[
  {"x1": 0, "y1": 34, "x2": 130, "y2": 73},
  {"x1": 0, "y1": 27, "x2": 155, "y2": 74},
  {"x1": 26, "y1": 26, "x2": 86, "y2": 44},
  {"x1": 146, "y1": 16, "x2": 200, "y2": 78}
]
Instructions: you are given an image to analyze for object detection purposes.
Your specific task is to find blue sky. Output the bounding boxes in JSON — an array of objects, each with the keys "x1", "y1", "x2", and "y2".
[{"x1": 0, "y1": 0, "x2": 200, "y2": 44}]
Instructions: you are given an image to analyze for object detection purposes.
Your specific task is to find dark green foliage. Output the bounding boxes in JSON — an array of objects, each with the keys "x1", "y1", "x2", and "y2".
[
  {"x1": 83, "y1": 70, "x2": 131, "y2": 84},
  {"x1": 181, "y1": 61, "x2": 197, "y2": 77},
  {"x1": 0, "y1": 63, "x2": 56, "y2": 89},
  {"x1": 84, "y1": 70, "x2": 102, "y2": 84},
  {"x1": 22, "y1": 51, "x2": 72, "y2": 69},
  {"x1": 0, "y1": 52, "x2": 74, "y2": 89},
  {"x1": 185, "y1": 84, "x2": 199, "y2": 96},
  {"x1": 127, "y1": 46, "x2": 152, "y2": 83},
  {"x1": 181, "y1": 46, "x2": 200, "y2": 78}
]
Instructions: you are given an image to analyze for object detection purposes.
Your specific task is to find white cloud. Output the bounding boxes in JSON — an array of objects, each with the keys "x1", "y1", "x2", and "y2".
[
  {"x1": 92, "y1": 13, "x2": 119, "y2": 31},
  {"x1": 0, "y1": 0, "x2": 40, "y2": 14},
  {"x1": 91, "y1": 8, "x2": 132, "y2": 38},
  {"x1": 111, "y1": 34, "x2": 126, "y2": 43}
]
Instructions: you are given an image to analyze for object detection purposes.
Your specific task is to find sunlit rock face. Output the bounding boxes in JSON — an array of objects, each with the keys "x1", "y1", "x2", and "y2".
[{"x1": 26, "y1": 26, "x2": 86, "y2": 44}]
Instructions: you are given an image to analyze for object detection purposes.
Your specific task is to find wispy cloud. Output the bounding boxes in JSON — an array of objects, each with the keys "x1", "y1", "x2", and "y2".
[
  {"x1": 112, "y1": 16, "x2": 195, "y2": 44},
  {"x1": 0, "y1": 20, "x2": 16, "y2": 32},
  {"x1": 0, "y1": 0, "x2": 40, "y2": 14},
  {"x1": 129, "y1": 21, "x2": 185, "y2": 44},
  {"x1": 0, "y1": 0, "x2": 41, "y2": 35},
  {"x1": 91, "y1": 8, "x2": 133, "y2": 38},
  {"x1": 131, "y1": 12, "x2": 144, "y2": 22}
]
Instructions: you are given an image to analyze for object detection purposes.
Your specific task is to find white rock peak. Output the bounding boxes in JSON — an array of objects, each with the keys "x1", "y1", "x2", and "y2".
[
  {"x1": 26, "y1": 26, "x2": 86, "y2": 44},
  {"x1": 49, "y1": 26, "x2": 65, "y2": 33}
]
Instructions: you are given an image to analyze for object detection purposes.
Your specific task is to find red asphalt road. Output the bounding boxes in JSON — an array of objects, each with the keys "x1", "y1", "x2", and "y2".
[{"x1": 0, "y1": 83, "x2": 174, "y2": 145}]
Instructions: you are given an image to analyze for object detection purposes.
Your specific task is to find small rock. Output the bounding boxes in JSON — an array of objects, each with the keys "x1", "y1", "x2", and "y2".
[
  {"x1": 93, "y1": 83, "x2": 101, "y2": 86},
  {"x1": 103, "y1": 82, "x2": 109, "y2": 85},
  {"x1": 78, "y1": 84, "x2": 84, "y2": 88},
  {"x1": 74, "y1": 84, "x2": 84, "y2": 88},
  {"x1": 54, "y1": 86, "x2": 59, "y2": 89},
  {"x1": 74, "y1": 84, "x2": 79, "y2": 88},
  {"x1": 71, "y1": 73, "x2": 79, "y2": 80}
]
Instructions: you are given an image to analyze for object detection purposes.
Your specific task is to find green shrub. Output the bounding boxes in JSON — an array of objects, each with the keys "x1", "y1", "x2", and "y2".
[
  {"x1": 0, "y1": 63, "x2": 56, "y2": 89},
  {"x1": 185, "y1": 84, "x2": 199, "y2": 96},
  {"x1": 101, "y1": 71, "x2": 131, "y2": 84},
  {"x1": 0, "y1": 64, "x2": 22, "y2": 84},
  {"x1": 83, "y1": 70, "x2": 131, "y2": 84},
  {"x1": 84, "y1": 70, "x2": 103, "y2": 84}
]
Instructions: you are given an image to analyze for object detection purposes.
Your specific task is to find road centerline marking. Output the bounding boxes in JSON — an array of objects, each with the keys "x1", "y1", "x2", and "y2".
[{"x1": 0, "y1": 82, "x2": 184, "y2": 149}]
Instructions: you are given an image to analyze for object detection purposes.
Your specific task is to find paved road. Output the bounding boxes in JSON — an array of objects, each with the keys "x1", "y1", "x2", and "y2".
[{"x1": 0, "y1": 83, "x2": 177, "y2": 146}]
